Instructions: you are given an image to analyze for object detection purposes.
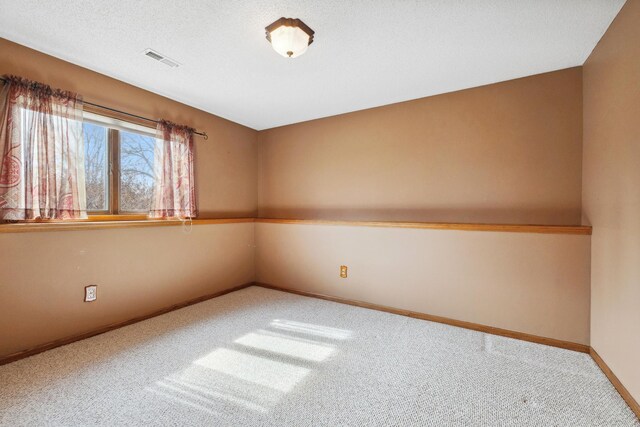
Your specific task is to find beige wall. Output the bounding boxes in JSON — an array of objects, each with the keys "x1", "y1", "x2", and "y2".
[
  {"x1": 259, "y1": 68, "x2": 583, "y2": 225},
  {"x1": 256, "y1": 223, "x2": 591, "y2": 345},
  {"x1": 0, "y1": 38, "x2": 259, "y2": 358},
  {"x1": 255, "y1": 68, "x2": 591, "y2": 349},
  {"x1": 583, "y1": 0, "x2": 640, "y2": 404},
  {"x1": 0, "y1": 224, "x2": 255, "y2": 357}
]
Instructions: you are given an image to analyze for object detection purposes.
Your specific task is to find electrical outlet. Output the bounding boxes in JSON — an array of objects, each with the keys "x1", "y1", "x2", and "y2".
[
  {"x1": 340, "y1": 265, "x2": 348, "y2": 278},
  {"x1": 84, "y1": 285, "x2": 97, "y2": 302}
]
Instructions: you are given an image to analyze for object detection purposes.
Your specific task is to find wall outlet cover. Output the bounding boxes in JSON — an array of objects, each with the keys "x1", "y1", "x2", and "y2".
[
  {"x1": 85, "y1": 285, "x2": 97, "y2": 302},
  {"x1": 340, "y1": 265, "x2": 348, "y2": 278}
]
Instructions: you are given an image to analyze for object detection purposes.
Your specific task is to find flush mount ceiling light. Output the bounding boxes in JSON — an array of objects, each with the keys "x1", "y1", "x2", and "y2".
[{"x1": 265, "y1": 17, "x2": 315, "y2": 58}]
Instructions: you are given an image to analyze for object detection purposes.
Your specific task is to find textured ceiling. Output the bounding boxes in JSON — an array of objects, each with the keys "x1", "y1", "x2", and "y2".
[{"x1": 0, "y1": 0, "x2": 625, "y2": 130}]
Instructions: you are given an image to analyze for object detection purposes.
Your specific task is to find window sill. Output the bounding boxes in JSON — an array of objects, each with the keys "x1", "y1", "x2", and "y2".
[
  {"x1": 88, "y1": 214, "x2": 149, "y2": 221},
  {"x1": 0, "y1": 217, "x2": 254, "y2": 233}
]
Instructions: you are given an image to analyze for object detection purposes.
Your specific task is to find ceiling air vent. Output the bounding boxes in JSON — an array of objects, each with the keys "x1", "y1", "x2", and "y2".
[{"x1": 143, "y1": 49, "x2": 180, "y2": 68}]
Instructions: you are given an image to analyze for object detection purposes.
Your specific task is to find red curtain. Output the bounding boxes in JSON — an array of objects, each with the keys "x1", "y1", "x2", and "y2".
[
  {"x1": 0, "y1": 75, "x2": 86, "y2": 220},
  {"x1": 150, "y1": 120, "x2": 197, "y2": 219}
]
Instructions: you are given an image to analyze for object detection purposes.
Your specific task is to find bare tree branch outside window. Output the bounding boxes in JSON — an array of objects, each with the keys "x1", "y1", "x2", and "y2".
[
  {"x1": 119, "y1": 130, "x2": 155, "y2": 212},
  {"x1": 83, "y1": 123, "x2": 108, "y2": 211}
]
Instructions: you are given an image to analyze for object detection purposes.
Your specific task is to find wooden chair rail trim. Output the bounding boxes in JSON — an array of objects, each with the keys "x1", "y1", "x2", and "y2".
[
  {"x1": 256, "y1": 218, "x2": 592, "y2": 235},
  {"x1": 0, "y1": 217, "x2": 254, "y2": 233},
  {"x1": 254, "y1": 282, "x2": 590, "y2": 353},
  {"x1": 0, "y1": 217, "x2": 591, "y2": 234}
]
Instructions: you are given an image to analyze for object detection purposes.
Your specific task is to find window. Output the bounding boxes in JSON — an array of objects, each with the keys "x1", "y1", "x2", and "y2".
[
  {"x1": 1, "y1": 76, "x2": 196, "y2": 222},
  {"x1": 83, "y1": 113, "x2": 157, "y2": 215}
]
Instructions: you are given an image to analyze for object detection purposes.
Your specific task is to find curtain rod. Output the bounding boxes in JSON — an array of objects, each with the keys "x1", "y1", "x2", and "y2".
[{"x1": 0, "y1": 76, "x2": 208, "y2": 140}]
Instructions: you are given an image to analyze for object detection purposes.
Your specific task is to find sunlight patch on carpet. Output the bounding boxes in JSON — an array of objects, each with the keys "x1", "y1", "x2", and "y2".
[
  {"x1": 270, "y1": 319, "x2": 353, "y2": 340},
  {"x1": 194, "y1": 348, "x2": 311, "y2": 393},
  {"x1": 235, "y1": 330, "x2": 336, "y2": 362}
]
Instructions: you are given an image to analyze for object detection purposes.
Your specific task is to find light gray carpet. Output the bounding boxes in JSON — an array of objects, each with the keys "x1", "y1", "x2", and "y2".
[{"x1": 0, "y1": 286, "x2": 637, "y2": 426}]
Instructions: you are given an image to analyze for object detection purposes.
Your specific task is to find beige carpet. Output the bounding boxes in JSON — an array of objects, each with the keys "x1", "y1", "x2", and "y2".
[{"x1": 0, "y1": 286, "x2": 637, "y2": 426}]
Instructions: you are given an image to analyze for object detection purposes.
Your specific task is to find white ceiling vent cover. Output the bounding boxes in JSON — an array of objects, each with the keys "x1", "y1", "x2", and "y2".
[{"x1": 143, "y1": 49, "x2": 180, "y2": 68}]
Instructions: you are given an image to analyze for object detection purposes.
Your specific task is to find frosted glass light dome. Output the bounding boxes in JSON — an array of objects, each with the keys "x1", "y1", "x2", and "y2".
[{"x1": 265, "y1": 18, "x2": 315, "y2": 58}]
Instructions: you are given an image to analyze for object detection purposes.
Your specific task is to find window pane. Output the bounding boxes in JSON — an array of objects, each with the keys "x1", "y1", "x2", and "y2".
[
  {"x1": 119, "y1": 130, "x2": 156, "y2": 212},
  {"x1": 83, "y1": 123, "x2": 109, "y2": 211}
]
